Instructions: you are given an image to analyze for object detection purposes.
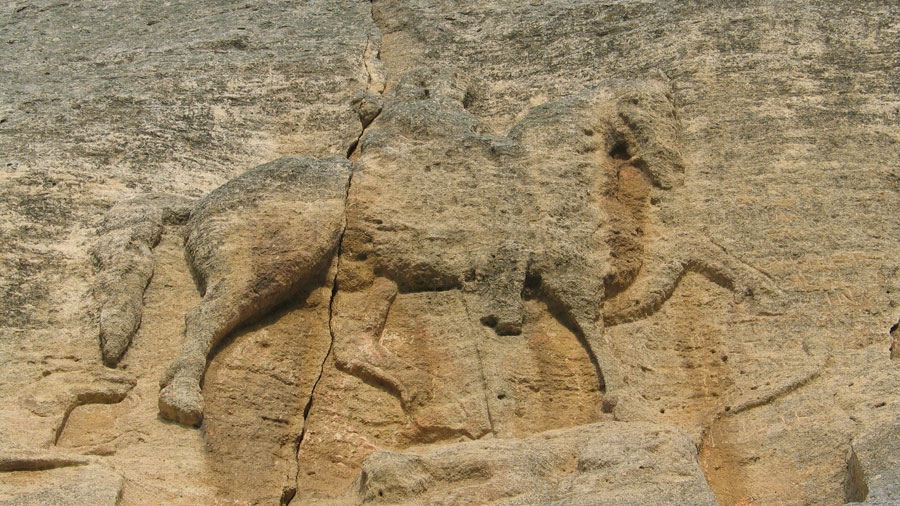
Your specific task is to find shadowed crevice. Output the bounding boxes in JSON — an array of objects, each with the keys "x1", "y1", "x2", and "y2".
[
  {"x1": 889, "y1": 318, "x2": 899, "y2": 361},
  {"x1": 844, "y1": 446, "x2": 869, "y2": 503}
]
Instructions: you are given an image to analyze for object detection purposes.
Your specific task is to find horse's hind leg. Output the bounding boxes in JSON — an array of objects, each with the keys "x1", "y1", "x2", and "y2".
[
  {"x1": 158, "y1": 278, "x2": 248, "y2": 426},
  {"x1": 158, "y1": 223, "x2": 345, "y2": 426},
  {"x1": 159, "y1": 232, "x2": 344, "y2": 427},
  {"x1": 157, "y1": 157, "x2": 351, "y2": 426}
]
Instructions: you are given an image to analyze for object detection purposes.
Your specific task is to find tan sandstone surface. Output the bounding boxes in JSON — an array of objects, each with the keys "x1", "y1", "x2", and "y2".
[{"x1": 1, "y1": 1, "x2": 899, "y2": 505}]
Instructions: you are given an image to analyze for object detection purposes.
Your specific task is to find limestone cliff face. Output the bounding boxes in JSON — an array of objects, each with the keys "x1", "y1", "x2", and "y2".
[{"x1": 2, "y1": 1, "x2": 899, "y2": 505}]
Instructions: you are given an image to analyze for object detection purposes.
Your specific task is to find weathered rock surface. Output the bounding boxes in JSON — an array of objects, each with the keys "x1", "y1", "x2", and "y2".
[
  {"x1": 846, "y1": 417, "x2": 900, "y2": 505},
  {"x1": 0, "y1": 460, "x2": 124, "y2": 506},
  {"x1": 325, "y1": 421, "x2": 718, "y2": 506},
  {"x1": 2, "y1": 1, "x2": 900, "y2": 505}
]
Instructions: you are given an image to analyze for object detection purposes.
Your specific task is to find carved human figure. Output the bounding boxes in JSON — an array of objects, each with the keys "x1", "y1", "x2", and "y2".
[{"x1": 95, "y1": 68, "x2": 781, "y2": 427}]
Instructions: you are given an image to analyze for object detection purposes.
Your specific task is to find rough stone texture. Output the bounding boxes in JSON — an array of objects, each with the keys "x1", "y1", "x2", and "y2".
[
  {"x1": 329, "y1": 422, "x2": 718, "y2": 506},
  {"x1": 0, "y1": 460, "x2": 124, "y2": 506},
  {"x1": 2, "y1": 1, "x2": 900, "y2": 505},
  {"x1": 845, "y1": 417, "x2": 900, "y2": 505}
]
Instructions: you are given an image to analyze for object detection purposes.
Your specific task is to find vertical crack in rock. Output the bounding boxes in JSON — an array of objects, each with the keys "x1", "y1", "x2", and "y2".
[
  {"x1": 286, "y1": 204, "x2": 347, "y2": 506},
  {"x1": 346, "y1": 1, "x2": 386, "y2": 159},
  {"x1": 287, "y1": 9, "x2": 385, "y2": 502},
  {"x1": 362, "y1": 17, "x2": 386, "y2": 95},
  {"x1": 285, "y1": 175, "x2": 352, "y2": 506},
  {"x1": 282, "y1": 277, "x2": 338, "y2": 506}
]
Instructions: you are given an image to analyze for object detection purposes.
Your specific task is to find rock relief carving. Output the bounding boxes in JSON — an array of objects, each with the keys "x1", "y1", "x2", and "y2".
[
  {"x1": 92, "y1": 68, "x2": 783, "y2": 428},
  {"x1": 91, "y1": 194, "x2": 192, "y2": 367}
]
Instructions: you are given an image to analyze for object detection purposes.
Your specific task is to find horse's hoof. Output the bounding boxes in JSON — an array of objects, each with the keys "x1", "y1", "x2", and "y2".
[{"x1": 158, "y1": 377, "x2": 203, "y2": 427}]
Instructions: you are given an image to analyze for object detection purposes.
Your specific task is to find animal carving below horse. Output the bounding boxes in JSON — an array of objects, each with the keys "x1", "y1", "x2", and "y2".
[{"x1": 93, "y1": 70, "x2": 782, "y2": 427}]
